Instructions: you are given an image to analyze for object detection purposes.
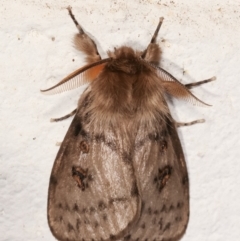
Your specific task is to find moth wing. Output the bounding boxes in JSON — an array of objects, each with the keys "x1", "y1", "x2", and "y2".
[
  {"x1": 47, "y1": 90, "x2": 140, "y2": 241},
  {"x1": 128, "y1": 118, "x2": 189, "y2": 241}
]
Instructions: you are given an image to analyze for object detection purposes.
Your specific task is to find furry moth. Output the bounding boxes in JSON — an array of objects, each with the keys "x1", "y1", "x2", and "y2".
[{"x1": 42, "y1": 7, "x2": 215, "y2": 241}]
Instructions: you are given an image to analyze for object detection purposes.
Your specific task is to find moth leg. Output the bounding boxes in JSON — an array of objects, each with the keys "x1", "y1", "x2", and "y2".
[
  {"x1": 56, "y1": 141, "x2": 62, "y2": 146},
  {"x1": 174, "y1": 76, "x2": 215, "y2": 127},
  {"x1": 185, "y1": 76, "x2": 216, "y2": 89},
  {"x1": 50, "y1": 109, "x2": 77, "y2": 122},
  {"x1": 67, "y1": 6, "x2": 101, "y2": 63},
  {"x1": 141, "y1": 17, "x2": 164, "y2": 64},
  {"x1": 175, "y1": 119, "x2": 205, "y2": 128}
]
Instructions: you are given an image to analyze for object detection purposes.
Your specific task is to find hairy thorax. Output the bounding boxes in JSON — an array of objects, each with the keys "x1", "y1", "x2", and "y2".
[{"x1": 86, "y1": 46, "x2": 168, "y2": 126}]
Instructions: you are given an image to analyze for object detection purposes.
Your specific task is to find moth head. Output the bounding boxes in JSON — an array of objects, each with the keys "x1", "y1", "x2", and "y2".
[{"x1": 107, "y1": 46, "x2": 143, "y2": 74}]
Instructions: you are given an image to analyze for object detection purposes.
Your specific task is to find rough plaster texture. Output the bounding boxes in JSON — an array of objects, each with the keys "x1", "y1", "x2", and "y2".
[{"x1": 0, "y1": 0, "x2": 239, "y2": 240}]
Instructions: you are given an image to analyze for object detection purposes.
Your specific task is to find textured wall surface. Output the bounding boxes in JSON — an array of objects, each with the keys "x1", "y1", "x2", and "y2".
[{"x1": 1, "y1": 0, "x2": 239, "y2": 240}]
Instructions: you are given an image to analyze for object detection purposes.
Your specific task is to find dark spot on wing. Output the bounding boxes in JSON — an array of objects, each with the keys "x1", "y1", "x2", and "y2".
[
  {"x1": 82, "y1": 94, "x2": 90, "y2": 107},
  {"x1": 58, "y1": 203, "x2": 62, "y2": 209},
  {"x1": 154, "y1": 209, "x2": 159, "y2": 215},
  {"x1": 124, "y1": 234, "x2": 131, "y2": 240},
  {"x1": 90, "y1": 206, "x2": 96, "y2": 214},
  {"x1": 154, "y1": 165, "x2": 172, "y2": 192},
  {"x1": 72, "y1": 166, "x2": 88, "y2": 191},
  {"x1": 64, "y1": 145, "x2": 70, "y2": 156},
  {"x1": 80, "y1": 129, "x2": 88, "y2": 138},
  {"x1": 182, "y1": 174, "x2": 188, "y2": 185},
  {"x1": 79, "y1": 140, "x2": 89, "y2": 153},
  {"x1": 67, "y1": 222, "x2": 74, "y2": 232},
  {"x1": 131, "y1": 181, "x2": 139, "y2": 197},
  {"x1": 163, "y1": 222, "x2": 171, "y2": 232},
  {"x1": 122, "y1": 151, "x2": 132, "y2": 164},
  {"x1": 175, "y1": 216, "x2": 182, "y2": 222},
  {"x1": 169, "y1": 204, "x2": 175, "y2": 212},
  {"x1": 105, "y1": 140, "x2": 117, "y2": 151},
  {"x1": 109, "y1": 197, "x2": 128, "y2": 205},
  {"x1": 84, "y1": 219, "x2": 90, "y2": 225},
  {"x1": 76, "y1": 218, "x2": 81, "y2": 230},
  {"x1": 158, "y1": 218, "x2": 163, "y2": 230},
  {"x1": 141, "y1": 223, "x2": 145, "y2": 229},
  {"x1": 154, "y1": 177, "x2": 157, "y2": 183},
  {"x1": 147, "y1": 207, "x2": 152, "y2": 215},
  {"x1": 152, "y1": 217, "x2": 156, "y2": 225},
  {"x1": 160, "y1": 140, "x2": 168, "y2": 151},
  {"x1": 83, "y1": 112, "x2": 91, "y2": 124},
  {"x1": 135, "y1": 129, "x2": 168, "y2": 150},
  {"x1": 142, "y1": 201, "x2": 145, "y2": 211},
  {"x1": 73, "y1": 203, "x2": 79, "y2": 211},
  {"x1": 94, "y1": 133, "x2": 117, "y2": 151},
  {"x1": 94, "y1": 221, "x2": 99, "y2": 228},
  {"x1": 109, "y1": 234, "x2": 115, "y2": 240},
  {"x1": 95, "y1": 133, "x2": 105, "y2": 142},
  {"x1": 103, "y1": 214, "x2": 107, "y2": 221},
  {"x1": 134, "y1": 138, "x2": 146, "y2": 149},
  {"x1": 148, "y1": 132, "x2": 160, "y2": 141},
  {"x1": 65, "y1": 203, "x2": 70, "y2": 211},
  {"x1": 88, "y1": 174, "x2": 93, "y2": 182},
  {"x1": 177, "y1": 201, "x2": 184, "y2": 209},
  {"x1": 161, "y1": 204, "x2": 167, "y2": 213},
  {"x1": 82, "y1": 207, "x2": 87, "y2": 214},
  {"x1": 98, "y1": 201, "x2": 107, "y2": 211},
  {"x1": 50, "y1": 175, "x2": 58, "y2": 186},
  {"x1": 149, "y1": 129, "x2": 167, "y2": 142},
  {"x1": 74, "y1": 123, "x2": 82, "y2": 136}
]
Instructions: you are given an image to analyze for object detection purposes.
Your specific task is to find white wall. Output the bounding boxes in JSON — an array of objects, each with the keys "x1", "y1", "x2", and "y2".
[{"x1": 1, "y1": 0, "x2": 239, "y2": 240}]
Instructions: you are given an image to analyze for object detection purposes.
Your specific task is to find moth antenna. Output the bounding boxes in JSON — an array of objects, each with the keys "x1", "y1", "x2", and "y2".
[
  {"x1": 150, "y1": 17, "x2": 164, "y2": 44},
  {"x1": 155, "y1": 66, "x2": 211, "y2": 106},
  {"x1": 67, "y1": 6, "x2": 101, "y2": 63},
  {"x1": 40, "y1": 58, "x2": 110, "y2": 95}
]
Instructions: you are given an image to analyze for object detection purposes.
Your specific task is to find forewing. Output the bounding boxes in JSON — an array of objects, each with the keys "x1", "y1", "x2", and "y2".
[
  {"x1": 48, "y1": 90, "x2": 140, "y2": 241},
  {"x1": 128, "y1": 117, "x2": 189, "y2": 241}
]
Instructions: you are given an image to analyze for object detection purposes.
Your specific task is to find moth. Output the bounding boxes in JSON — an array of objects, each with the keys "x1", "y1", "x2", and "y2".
[{"x1": 41, "y1": 7, "x2": 215, "y2": 241}]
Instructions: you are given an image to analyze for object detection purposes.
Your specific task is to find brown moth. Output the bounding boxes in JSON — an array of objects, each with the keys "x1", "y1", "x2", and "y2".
[{"x1": 41, "y1": 7, "x2": 215, "y2": 241}]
